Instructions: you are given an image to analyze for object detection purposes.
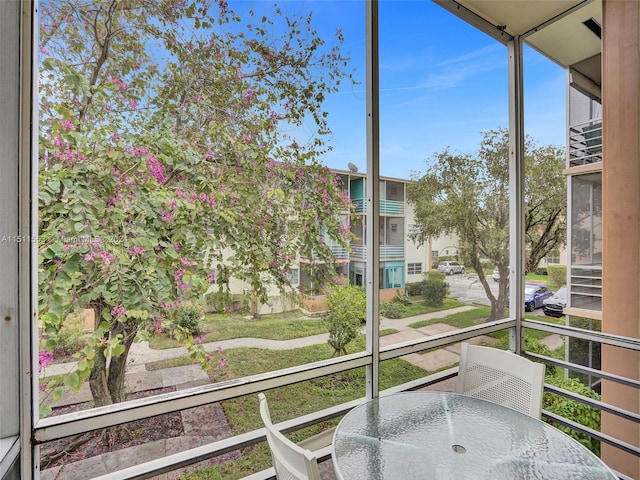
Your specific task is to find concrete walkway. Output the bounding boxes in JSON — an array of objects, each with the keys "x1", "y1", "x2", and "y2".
[
  {"x1": 43, "y1": 305, "x2": 478, "y2": 378},
  {"x1": 40, "y1": 306, "x2": 564, "y2": 479}
]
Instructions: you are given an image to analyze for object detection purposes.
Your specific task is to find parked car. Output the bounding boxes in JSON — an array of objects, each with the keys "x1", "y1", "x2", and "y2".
[
  {"x1": 437, "y1": 261, "x2": 465, "y2": 275},
  {"x1": 524, "y1": 283, "x2": 553, "y2": 312},
  {"x1": 492, "y1": 266, "x2": 499, "y2": 281},
  {"x1": 543, "y1": 286, "x2": 567, "y2": 317},
  {"x1": 492, "y1": 265, "x2": 510, "y2": 282}
]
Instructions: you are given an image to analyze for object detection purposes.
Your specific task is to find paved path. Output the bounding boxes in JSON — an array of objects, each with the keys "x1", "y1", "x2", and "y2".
[{"x1": 43, "y1": 306, "x2": 478, "y2": 378}]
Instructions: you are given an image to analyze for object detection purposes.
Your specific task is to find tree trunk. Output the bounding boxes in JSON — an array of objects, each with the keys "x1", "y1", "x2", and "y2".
[
  {"x1": 106, "y1": 320, "x2": 138, "y2": 403},
  {"x1": 88, "y1": 303, "x2": 113, "y2": 407},
  {"x1": 87, "y1": 302, "x2": 138, "y2": 406}
]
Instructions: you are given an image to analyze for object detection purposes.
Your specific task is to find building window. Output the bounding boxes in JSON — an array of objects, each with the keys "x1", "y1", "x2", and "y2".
[
  {"x1": 408, "y1": 263, "x2": 422, "y2": 275},
  {"x1": 545, "y1": 250, "x2": 560, "y2": 264},
  {"x1": 286, "y1": 268, "x2": 299, "y2": 285},
  {"x1": 432, "y1": 250, "x2": 438, "y2": 258}
]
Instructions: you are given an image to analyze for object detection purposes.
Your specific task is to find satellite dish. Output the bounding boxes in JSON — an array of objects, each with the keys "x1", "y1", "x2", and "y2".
[{"x1": 347, "y1": 162, "x2": 358, "y2": 173}]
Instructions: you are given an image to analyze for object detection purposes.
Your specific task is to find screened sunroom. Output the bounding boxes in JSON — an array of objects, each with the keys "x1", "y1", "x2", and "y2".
[{"x1": 1, "y1": 0, "x2": 639, "y2": 479}]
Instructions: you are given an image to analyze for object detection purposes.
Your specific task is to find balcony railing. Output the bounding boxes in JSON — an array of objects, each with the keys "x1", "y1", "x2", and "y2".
[
  {"x1": 299, "y1": 244, "x2": 350, "y2": 262},
  {"x1": 570, "y1": 264, "x2": 602, "y2": 311},
  {"x1": 34, "y1": 318, "x2": 640, "y2": 480},
  {"x1": 349, "y1": 243, "x2": 405, "y2": 259},
  {"x1": 352, "y1": 198, "x2": 405, "y2": 215},
  {"x1": 569, "y1": 119, "x2": 603, "y2": 167}
]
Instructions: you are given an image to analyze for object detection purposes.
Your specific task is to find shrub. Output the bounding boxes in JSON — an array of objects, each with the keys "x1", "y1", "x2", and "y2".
[
  {"x1": 172, "y1": 303, "x2": 204, "y2": 336},
  {"x1": 326, "y1": 283, "x2": 366, "y2": 355},
  {"x1": 394, "y1": 293, "x2": 411, "y2": 306},
  {"x1": 535, "y1": 267, "x2": 548, "y2": 275},
  {"x1": 422, "y1": 277, "x2": 449, "y2": 307},
  {"x1": 204, "y1": 291, "x2": 249, "y2": 314},
  {"x1": 380, "y1": 302, "x2": 405, "y2": 319},
  {"x1": 547, "y1": 264, "x2": 567, "y2": 286},
  {"x1": 494, "y1": 336, "x2": 556, "y2": 376},
  {"x1": 43, "y1": 312, "x2": 87, "y2": 358},
  {"x1": 543, "y1": 377, "x2": 602, "y2": 455},
  {"x1": 405, "y1": 281, "x2": 427, "y2": 297},
  {"x1": 427, "y1": 269, "x2": 446, "y2": 281}
]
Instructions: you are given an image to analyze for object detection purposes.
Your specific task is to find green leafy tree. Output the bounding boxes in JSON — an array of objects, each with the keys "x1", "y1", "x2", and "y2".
[
  {"x1": 326, "y1": 282, "x2": 366, "y2": 356},
  {"x1": 38, "y1": 0, "x2": 354, "y2": 412},
  {"x1": 407, "y1": 128, "x2": 566, "y2": 321}
]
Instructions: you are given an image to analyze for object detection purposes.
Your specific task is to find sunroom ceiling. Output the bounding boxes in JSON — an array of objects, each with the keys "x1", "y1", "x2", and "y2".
[{"x1": 435, "y1": 0, "x2": 602, "y2": 84}]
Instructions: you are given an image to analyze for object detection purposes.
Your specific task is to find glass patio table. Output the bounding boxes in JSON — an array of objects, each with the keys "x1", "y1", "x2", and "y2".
[{"x1": 332, "y1": 391, "x2": 617, "y2": 480}]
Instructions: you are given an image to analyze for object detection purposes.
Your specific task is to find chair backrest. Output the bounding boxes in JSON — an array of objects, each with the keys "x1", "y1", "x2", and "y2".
[
  {"x1": 455, "y1": 343, "x2": 546, "y2": 418},
  {"x1": 258, "y1": 393, "x2": 322, "y2": 480}
]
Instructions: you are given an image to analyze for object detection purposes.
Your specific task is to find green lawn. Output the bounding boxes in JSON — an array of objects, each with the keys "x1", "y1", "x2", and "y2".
[
  {"x1": 400, "y1": 297, "x2": 466, "y2": 317},
  {"x1": 148, "y1": 309, "x2": 329, "y2": 349}
]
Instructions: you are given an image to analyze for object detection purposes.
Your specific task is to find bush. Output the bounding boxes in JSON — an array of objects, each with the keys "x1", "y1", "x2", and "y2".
[
  {"x1": 204, "y1": 291, "x2": 249, "y2": 314},
  {"x1": 326, "y1": 283, "x2": 366, "y2": 355},
  {"x1": 43, "y1": 312, "x2": 87, "y2": 358},
  {"x1": 422, "y1": 277, "x2": 449, "y2": 307},
  {"x1": 394, "y1": 293, "x2": 411, "y2": 306},
  {"x1": 544, "y1": 377, "x2": 602, "y2": 455},
  {"x1": 173, "y1": 303, "x2": 204, "y2": 336},
  {"x1": 405, "y1": 281, "x2": 427, "y2": 297},
  {"x1": 547, "y1": 264, "x2": 567, "y2": 286},
  {"x1": 380, "y1": 302, "x2": 405, "y2": 319},
  {"x1": 535, "y1": 267, "x2": 548, "y2": 275},
  {"x1": 427, "y1": 269, "x2": 446, "y2": 281},
  {"x1": 494, "y1": 336, "x2": 556, "y2": 376}
]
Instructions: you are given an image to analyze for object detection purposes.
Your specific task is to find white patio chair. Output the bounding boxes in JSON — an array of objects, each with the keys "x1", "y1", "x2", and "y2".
[
  {"x1": 258, "y1": 392, "x2": 322, "y2": 480},
  {"x1": 456, "y1": 342, "x2": 546, "y2": 418}
]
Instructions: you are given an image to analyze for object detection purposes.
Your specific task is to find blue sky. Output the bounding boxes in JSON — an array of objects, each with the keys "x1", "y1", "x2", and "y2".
[{"x1": 243, "y1": 1, "x2": 567, "y2": 179}]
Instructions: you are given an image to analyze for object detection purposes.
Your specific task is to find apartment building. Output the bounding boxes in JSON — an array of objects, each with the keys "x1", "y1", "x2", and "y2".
[{"x1": 248, "y1": 169, "x2": 459, "y2": 314}]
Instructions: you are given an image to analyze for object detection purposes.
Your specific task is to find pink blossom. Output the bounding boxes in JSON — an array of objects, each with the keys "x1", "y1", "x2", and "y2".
[
  {"x1": 128, "y1": 99, "x2": 138, "y2": 110},
  {"x1": 39, "y1": 45, "x2": 50, "y2": 56},
  {"x1": 60, "y1": 119, "x2": 73, "y2": 132},
  {"x1": 38, "y1": 350, "x2": 54, "y2": 374},
  {"x1": 99, "y1": 251, "x2": 114, "y2": 264},
  {"x1": 173, "y1": 242, "x2": 181, "y2": 251},
  {"x1": 111, "y1": 305, "x2": 126, "y2": 318},
  {"x1": 110, "y1": 76, "x2": 129, "y2": 90},
  {"x1": 111, "y1": 132, "x2": 122, "y2": 142},
  {"x1": 146, "y1": 155, "x2": 165, "y2": 183},
  {"x1": 52, "y1": 136, "x2": 66, "y2": 147},
  {"x1": 166, "y1": 198, "x2": 178, "y2": 211},
  {"x1": 207, "y1": 269, "x2": 217, "y2": 282},
  {"x1": 130, "y1": 246, "x2": 144, "y2": 256},
  {"x1": 194, "y1": 335, "x2": 205, "y2": 345},
  {"x1": 84, "y1": 251, "x2": 96, "y2": 262},
  {"x1": 131, "y1": 146, "x2": 149, "y2": 157},
  {"x1": 161, "y1": 209, "x2": 174, "y2": 223}
]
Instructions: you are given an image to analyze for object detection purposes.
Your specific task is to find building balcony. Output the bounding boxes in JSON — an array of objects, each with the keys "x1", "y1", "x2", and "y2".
[
  {"x1": 349, "y1": 243, "x2": 405, "y2": 259},
  {"x1": 352, "y1": 198, "x2": 405, "y2": 215},
  {"x1": 569, "y1": 119, "x2": 603, "y2": 167}
]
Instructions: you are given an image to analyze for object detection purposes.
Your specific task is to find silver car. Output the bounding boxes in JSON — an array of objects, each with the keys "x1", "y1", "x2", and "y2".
[{"x1": 438, "y1": 261, "x2": 465, "y2": 275}]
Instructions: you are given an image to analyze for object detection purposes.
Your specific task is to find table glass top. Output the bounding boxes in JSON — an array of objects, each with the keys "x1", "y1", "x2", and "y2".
[{"x1": 332, "y1": 392, "x2": 617, "y2": 480}]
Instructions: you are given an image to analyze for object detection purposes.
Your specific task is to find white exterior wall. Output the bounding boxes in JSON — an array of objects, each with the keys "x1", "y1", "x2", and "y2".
[{"x1": 403, "y1": 202, "x2": 431, "y2": 282}]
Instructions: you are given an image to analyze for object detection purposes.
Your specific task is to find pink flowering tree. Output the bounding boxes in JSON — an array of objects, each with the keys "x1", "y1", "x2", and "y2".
[{"x1": 38, "y1": 0, "x2": 355, "y2": 412}]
